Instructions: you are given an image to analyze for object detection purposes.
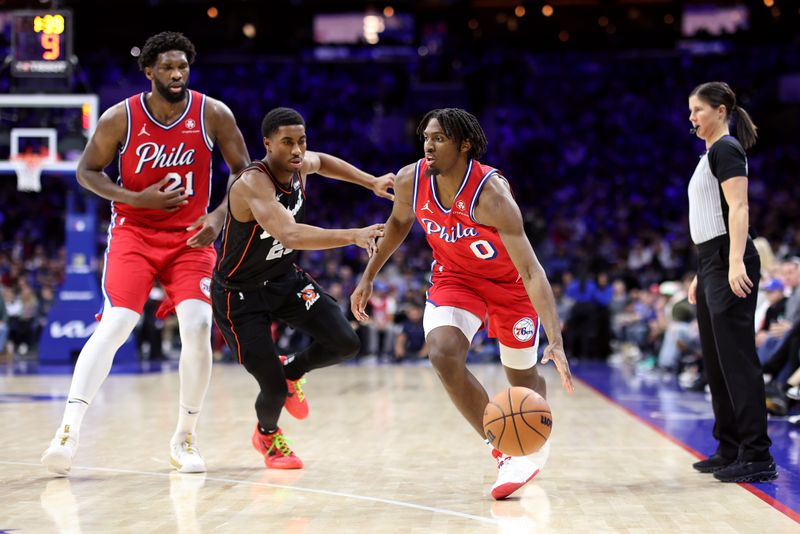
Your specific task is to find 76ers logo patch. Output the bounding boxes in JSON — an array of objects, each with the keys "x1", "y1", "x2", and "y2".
[
  {"x1": 513, "y1": 317, "x2": 535, "y2": 342},
  {"x1": 199, "y1": 277, "x2": 211, "y2": 298},
  {"x1": 297, "y1": 284, "x2": 320, "y2": 310}
]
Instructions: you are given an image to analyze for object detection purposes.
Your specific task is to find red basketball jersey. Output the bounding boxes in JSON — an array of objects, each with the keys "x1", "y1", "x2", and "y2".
[
  {"x1": 116, "y1": 90, "x2": 213, "y2": 230},
  {"x1": 413, "y1": 158, "x2": 519, "y2": 282}
]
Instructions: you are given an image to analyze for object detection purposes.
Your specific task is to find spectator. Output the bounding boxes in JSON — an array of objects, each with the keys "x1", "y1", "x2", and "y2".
[{"x1": 394, "y1": 303, "x2": 428, "y2": 362}]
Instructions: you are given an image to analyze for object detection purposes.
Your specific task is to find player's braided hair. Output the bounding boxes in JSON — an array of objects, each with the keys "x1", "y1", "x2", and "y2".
[
  {"x1": 416, "y1": 108, "x2": 488, "y2": 159},
  {"x1": 261, "y1": 107, "x2": 306, "y2": 137},
  {"x1": 138, "y1": 32, "x2": 196, "y2": 71}
]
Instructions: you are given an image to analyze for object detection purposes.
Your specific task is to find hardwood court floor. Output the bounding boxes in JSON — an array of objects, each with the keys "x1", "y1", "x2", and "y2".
[{"x1": 1, "y1": 362, "x2": 797, "y2": 533}]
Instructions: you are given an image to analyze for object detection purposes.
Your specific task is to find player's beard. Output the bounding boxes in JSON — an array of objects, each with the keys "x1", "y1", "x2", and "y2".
[
  {"x1": 425, "y1": 166, "x2": 439, "y2": 177},
  {"x1": 154, "y1": 78, "x2": 188, "y2": 103}
]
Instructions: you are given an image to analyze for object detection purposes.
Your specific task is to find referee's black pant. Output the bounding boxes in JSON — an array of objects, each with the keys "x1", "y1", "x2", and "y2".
[{"x1": 695, "y1": 235, "x2": 772, "y2": 462}]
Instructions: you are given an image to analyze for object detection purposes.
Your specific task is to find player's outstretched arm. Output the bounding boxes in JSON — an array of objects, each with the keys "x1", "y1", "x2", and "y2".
[
  {"x1": 187, "y1": 97, "x2": 251, "y2": 248},
  {"x1": 237, "y1": 170, "x2": 384, "y2": 254},
  {"x1": 303, "y1": 150, "x2": 395, "y2": 201},
  {"x1": 474, "y1": 176, "x2": 574, "y2": 393},
  {"x1": 350, "y1": 164, "x2": 416, "y2": 321},
  {"x1": 76, "y1": 104, "x2": 189, "y2": 211}
]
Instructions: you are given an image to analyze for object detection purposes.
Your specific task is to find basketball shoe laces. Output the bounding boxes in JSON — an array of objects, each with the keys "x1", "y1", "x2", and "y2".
[
  {"x1": 267, "y1": 432, "x2": 294, "y2": 457},
  {"x1": 493, "y1": 449, "x2": 510, "y2": 468},
  {"x1": 288, "y1": 377, "x2": 306, "y2": 402}
]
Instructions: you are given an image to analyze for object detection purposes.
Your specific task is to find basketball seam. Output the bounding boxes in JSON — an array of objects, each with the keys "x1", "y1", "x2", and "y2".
[
  {"x1": 519, "y1": 414, "x2": 551, "y2": 439},
  {"x1": 509, "y1": 388, "x2": 524, "y2": 456},
  {"x1": 485, "y1": 401, "x2": 507, "y2": 447},
  {"x1": 484, "y1": 410, "x2": 550, "y2": 427},
  {"x1": 517, "y1": 391, "x2": 534, "y2": 455}
]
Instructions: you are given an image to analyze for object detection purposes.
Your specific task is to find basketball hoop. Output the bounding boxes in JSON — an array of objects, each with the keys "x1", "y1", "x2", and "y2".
[{"x1": 11, "y1": 153, "x2": 47, "y2": 192}]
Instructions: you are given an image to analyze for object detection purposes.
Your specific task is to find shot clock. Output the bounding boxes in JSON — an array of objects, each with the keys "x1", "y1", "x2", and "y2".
[{"x1": 10, "y1": 10, "x2": 73, "y2": 78}]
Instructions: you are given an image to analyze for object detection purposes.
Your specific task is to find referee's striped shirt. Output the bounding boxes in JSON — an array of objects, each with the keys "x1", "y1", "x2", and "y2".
[{"x1": 687, "y1": 136, "x2": 749, "y2": 245}]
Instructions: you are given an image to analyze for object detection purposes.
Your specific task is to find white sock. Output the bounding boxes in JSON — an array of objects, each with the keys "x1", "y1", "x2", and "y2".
[
  {"x1": 173, "y1": 300, "x2": 212, "y2": 439},
  {"x1": 58, "y1": 307, "x2": 140, "y2": 434},
  {"x1": 60, "y1": 399, "x2": 89, "y2": 434},
  {"x1": 174, "y1": 406, "x2": 199, "y2": 444},
  {"x1": 529, "y1": 440, "x2": 551, "y2": 468}
]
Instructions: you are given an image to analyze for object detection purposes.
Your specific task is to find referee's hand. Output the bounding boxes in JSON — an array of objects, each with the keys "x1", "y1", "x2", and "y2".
[
  {"x1": 688, "y1": 276, "x2": 697, "y2": 305},
  {"x1": 728, "y1": 261, "x2": 753, "y2": 298}
]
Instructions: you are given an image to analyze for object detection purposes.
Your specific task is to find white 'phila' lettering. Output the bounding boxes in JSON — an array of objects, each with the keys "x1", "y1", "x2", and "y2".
[
  {"x1": 420, "y1": 218, "x2": 478, "y2": 243},
  {"x1": 135, "y1": 142, "x2": 196, "y2": 174}
]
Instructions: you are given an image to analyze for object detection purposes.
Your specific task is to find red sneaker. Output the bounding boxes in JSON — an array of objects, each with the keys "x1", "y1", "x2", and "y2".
[
  {"x1": 280, "y1": 355, "x2": 309, "y2": 420},
  {"x1": 251, "y1": 424, "x2": 303, "y2": 469}
]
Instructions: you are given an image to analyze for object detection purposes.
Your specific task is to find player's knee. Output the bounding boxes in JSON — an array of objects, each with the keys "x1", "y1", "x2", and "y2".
[
  {"x1": 179, "y1": 314, "x2": 211, "y2": 340},
  {"x1": 312, "y1": 319, "x2": 360, "y2": 362},
  {"x1": 339, "y1": 328, "x2": 361, "y2": 359},
  {"x1": 331, "y1": 327, "x2": 360, "y2": 362},
  {"x1": 428, "y1": 347, "x2": 461, "y2": 376}
]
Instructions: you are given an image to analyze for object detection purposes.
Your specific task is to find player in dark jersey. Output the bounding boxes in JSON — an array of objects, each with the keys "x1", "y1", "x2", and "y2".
[
  {"x1": 42, "y1": 32, "x2": 250, "y2": 476},
  {"x1": 351, "y1": 108, "x2": 573, "y2": 499},
  {"x1": 212, "y1": 107, "x2": 393, "y2": 469}
]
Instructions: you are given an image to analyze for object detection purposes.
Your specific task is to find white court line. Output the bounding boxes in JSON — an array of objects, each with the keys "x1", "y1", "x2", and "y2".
[{"x1": 2, "y1": 460, "x2": 499, "y2": 525}]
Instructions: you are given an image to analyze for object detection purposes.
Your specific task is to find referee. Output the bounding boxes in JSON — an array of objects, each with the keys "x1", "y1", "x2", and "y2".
[{"x1": 685, "y1": 82, "x2": 776, "y2": 483}]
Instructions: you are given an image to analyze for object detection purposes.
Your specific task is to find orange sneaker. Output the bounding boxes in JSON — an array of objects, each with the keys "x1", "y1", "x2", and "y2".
[
  {"x1": 280, "y1": 355, "x2": 309, "y2": 420},
  {"x1": 251, "y1": 425, "x2": 303, "y2": 469}
]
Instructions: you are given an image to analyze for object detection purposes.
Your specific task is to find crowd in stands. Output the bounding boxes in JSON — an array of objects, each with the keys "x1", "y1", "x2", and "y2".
[{"x1": 2, "y1": 43, "x2": 800, "y2": 419}]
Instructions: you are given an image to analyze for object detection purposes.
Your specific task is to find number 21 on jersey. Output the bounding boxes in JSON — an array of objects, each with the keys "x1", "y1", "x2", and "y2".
[{"x1": 163, "y1": 171, "x2": 194, "y2": 196}]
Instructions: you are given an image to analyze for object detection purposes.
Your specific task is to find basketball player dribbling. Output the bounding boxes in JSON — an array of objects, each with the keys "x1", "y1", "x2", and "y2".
[
  {"x1": 212, "y1": 107, "x2": 393, "y2": 469},
  {"x1": 42, "y1": 32, "x2": 250, "y2": 475},
  {"x1": 350, "y1": 108, "x2": 574, "y2": 499}
]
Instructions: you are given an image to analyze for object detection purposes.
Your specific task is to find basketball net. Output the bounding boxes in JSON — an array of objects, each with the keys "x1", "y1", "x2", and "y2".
[{"x1": 12, "y1": 153, "x2": 45, "y2": 192}]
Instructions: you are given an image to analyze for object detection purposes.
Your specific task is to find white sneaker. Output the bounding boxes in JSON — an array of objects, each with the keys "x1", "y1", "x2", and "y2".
[
  {"x1": 170, "y1": 433, "x2": 206, "y2": 473},
  {"x1": 41, "y1": 425, "x2": 79, "y2": 476},
  {"x1": 491, "y1": 449, "x2": 540, "y2": 500},
  {"x1": 528, "y1": 441, "x2": 551, "y2": 469}
]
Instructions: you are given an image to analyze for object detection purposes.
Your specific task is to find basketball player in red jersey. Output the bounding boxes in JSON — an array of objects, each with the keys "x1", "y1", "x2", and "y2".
[
  {"x1": 42, "y1": 32, "x2": 250, "y2": 475},
  {"x1": 351, "y1": 108, "x2": 573, "y2": 499}
]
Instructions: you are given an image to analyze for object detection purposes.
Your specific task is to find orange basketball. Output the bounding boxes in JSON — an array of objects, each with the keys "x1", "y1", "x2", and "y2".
[{"x1": 483, "y1": 386, "x2": 552, "y2": 456}]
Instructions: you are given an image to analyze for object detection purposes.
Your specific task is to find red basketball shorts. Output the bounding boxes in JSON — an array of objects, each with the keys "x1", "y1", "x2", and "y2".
[
  {"x1": 426, "y1": 271, "x2": 540, "y2": 349},
  {"x1": 99, "y1": 218, "x2": 216, "y2": 318}
]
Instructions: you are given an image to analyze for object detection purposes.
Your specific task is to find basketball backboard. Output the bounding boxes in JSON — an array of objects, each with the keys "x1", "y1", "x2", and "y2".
[{"x1": 0, "y1": 93, "x2": 99, "y2": 191}]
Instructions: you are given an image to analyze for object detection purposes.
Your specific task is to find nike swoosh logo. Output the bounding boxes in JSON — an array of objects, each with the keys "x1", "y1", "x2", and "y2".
[
  {"x1": 187, "y1": 410, "x2": 199, "y2": 415},
  {"x1": 67, "y1": 399, "x2": 88, "y2": 405}
]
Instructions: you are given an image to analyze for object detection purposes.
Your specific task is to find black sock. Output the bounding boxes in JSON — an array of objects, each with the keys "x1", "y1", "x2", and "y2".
[{"x1": 258, "y1": 425, "x2": 278, "y2": 435}]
